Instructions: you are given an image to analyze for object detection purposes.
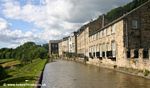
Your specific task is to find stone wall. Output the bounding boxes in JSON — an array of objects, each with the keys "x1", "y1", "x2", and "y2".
[
  {"x1": 68, "y1": 32, "x2": 77, "y2": 53},
  {"x1": 58, "y1": 41, "x2": 63, "y2": 56},
  {"x1": 125, "y1": 48, "x2": 150, "y2": 71},
  {"x1": 125, "y1": 1, "x2": 150, "y2": 49},
  {"x1": 88, "y1": 20, "x2": 125, "y2": 67},
  {"x1": 77, "y1": 27, "x2": 89, "y2": 57},
  {"x1": 58, "y1": 37, "x2": 69, "y2": 56}
]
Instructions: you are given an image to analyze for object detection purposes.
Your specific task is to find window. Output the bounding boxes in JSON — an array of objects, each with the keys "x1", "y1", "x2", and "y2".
[
  {"x1": 97, "y1": 32, "x2": 100, "y2": 39},
  {"x1": 104, "y1": 29, "x2": 106, "y2": 37},
  {"x1": 96, "y1": 44, "x2": 99, "y2": 52},
  {"x1": 106, "y1": 28, "x2": 109, "y2": 35},
  {"x1": 99, "y1": 44, "x2": 101, "y2": 57},
  {"x1": 132, "y1": 20, "x2": 138, "y2": 29},
  {"x1": 107, "y1": 28, "x2": 110, "y2": 35},
  {"x1": 106, "y1": 43, "x2": 109, "y2": 51},
  {"x1": 91, "y1": 46, "x2": 93, "y2": 53},
  {"x1": 102, "y1": 43, "x2": 106, "y2": 57},
  {"x1": 143, "y1": 49, "x2": 149, "y2": 59},
  {"x1": 102, "y1": 31, "x2": 104, "y2": 37},
  {"x1": 96, "y1": 33, "x2": 98, "y2": 40},
  {"x1": 55, "y1": 45, "x2": 57, "y2": 47},
  {"x1": 100, "y1": 31, "x2": 102, "y2": 38},
  {"x1": 90, "y1": 36, "x2": 91, "y2": 42},
  {"x1": 134, "y1": 49, "x2": 139, "y2": 58},
  {"x1": 111, "y1": 41, "x2": 116, "y2": 57},
  {"x1": 127, "y1": 50, "x2": 131, "y2": 58},
  {"x1": 112, "y1": 24, "x2": 116, "y2": 34},
  {"x1": 93, "y1": 34, "x2": 95, "y2": 40}
]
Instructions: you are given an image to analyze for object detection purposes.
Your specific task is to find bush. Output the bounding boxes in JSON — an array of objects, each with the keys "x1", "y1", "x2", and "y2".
[
  {"x1": 143, "y1": 69, "x2": 150, "y2": 76},
  {"x1": 0, "y1": 65, "x2": 8, "y2": 80}
]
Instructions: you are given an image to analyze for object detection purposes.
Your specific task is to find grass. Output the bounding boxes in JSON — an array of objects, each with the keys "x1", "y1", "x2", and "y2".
[
  {"x1": 1, "y1": 60, "x2": 20, "y2": 68},
  {"x1": 0, "y1": 58, "x2": 47, "y2": 88},
  {"x1": 0, "y1": 59, "x2": 15, "y2": 64}
]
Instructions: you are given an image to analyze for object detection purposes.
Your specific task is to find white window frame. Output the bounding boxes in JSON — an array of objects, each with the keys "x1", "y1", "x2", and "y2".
[
  {"x1": 104, "y1": 29, "x2": 106, "y2": 37},
  {"x1": 112, "y1": 24, "x2": 116, "y2": 34},
  {"x1": 111, "y1": 41, "x2": 116, "y2": 57},
  {"x1": 102, "y1": 31, "x2": 104, "y2": 38},
  {"x1": 99, "y1": 44, "x2": 102, "y2": 57},
  {"x1": 132, "y1": 20, "x2": 138, "y2": 29},
  {"x1": 100, "y1": 31, "x2": 102, "y2": 38}
]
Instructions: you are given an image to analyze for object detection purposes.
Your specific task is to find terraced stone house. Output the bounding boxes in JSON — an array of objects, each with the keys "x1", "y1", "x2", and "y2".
[
  {"x1": 58, "y1": 0, "x2": 150, "y2": 70},
  {"x1": 49, "y1": 40, "x2": 60, "y2": 56},
  {"x1": 58, "y1": 37, "x2": 69, "y2": 56},
  {"x1": 88, "y1": 0, "x2": 150, "y2": 68}
]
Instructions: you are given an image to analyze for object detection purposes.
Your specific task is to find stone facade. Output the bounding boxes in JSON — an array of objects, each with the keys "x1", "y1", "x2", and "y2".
[
  {"x1": 49, "y1": 40, "x2": 60, "y2": 56},
  {"x1": 77, "y1": 26, "x2": 89, "y2": 57},
  {"x1": 124, "y1": 1, "x2": 150, "y2": 49},
  {"x1": 58, "y1": 40, "x2": 63, "y2": 56},
  {"x1": 58, "y1": 1, "x2": 150, "y2": 71},
  {"x1": 58, "y1": 37, "x2": 69, "y2": 56},
  {"x1": 68, "y1": 32, "x2": 77, "y2": 54},
  {"x1": 88, "y1": 1, "x2": 150, "y2": 69}
]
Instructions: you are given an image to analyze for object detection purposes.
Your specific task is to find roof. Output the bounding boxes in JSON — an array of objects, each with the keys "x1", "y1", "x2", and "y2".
[
  {"x1": 49, "y1": 40, "x2": 61, "y2": 43},
  {"x1": 90, "y1": 0, "x2": 150, "y2": 36},
  {"x1": 76, "y1": 24, "x2": 89, "y2": 35}
]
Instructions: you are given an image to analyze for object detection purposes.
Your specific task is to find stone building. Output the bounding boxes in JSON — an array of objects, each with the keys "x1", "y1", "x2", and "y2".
[
  {"x1": 76, "y1": 14, "x2": 106, "y2": 58},
  {"x1": 58, "y1": 0, "x2": 150, "y2": 70},
  {"x1": 88, "y1": 0, "x2": 150, "y2": 68},
  {"x1": 68, "y1": 32, "x2": 77, "y2": 54},
  {"x1": 58, "y1": 37, "x2": 69, "y2": 56},
  {"x1": 76, "y1": 25, "x2": 89, "y2": 58},
  {"x1": 49, "y1": 40, "x2": 60, "y2": 56}
]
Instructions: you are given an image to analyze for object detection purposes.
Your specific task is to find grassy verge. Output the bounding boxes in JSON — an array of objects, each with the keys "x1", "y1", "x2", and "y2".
[
  {"x1": 0, "y1": 58, "x2": 47, "y2": 88},
  {"x1": 0, "y1": 59, "x2": 15, "y2": 64}
]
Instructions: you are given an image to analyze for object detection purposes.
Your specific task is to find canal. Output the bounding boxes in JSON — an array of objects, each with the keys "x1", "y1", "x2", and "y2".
[{"x1": 41, "y1": 60, "x2": 150, "y2": 88}]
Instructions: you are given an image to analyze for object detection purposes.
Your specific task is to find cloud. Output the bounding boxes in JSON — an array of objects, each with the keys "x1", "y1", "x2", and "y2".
[
  {"x1": 0, "y1": 0, "x2": 132, "y2": 48},
  {"x1": 0, "y1": 18, "x2": 8, "y2": 30},
  {"x1": 0, "y1": 17, "x2": 45, "y2": 48}
]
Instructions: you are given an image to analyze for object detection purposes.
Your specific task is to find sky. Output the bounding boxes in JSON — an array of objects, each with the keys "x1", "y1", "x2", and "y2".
[{"x1": 0, "y1": 0, "x2": 132, "y2": 48}]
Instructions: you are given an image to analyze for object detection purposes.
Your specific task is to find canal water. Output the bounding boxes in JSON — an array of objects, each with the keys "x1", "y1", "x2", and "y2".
[{"x1": 41, "y1": 60, "x2": 150, "y2": 88}]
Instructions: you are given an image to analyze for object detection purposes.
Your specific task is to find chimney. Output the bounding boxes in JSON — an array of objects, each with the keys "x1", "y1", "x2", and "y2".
[{"x1": 102, "y1": 14, "x2": 105, "y2": 28}]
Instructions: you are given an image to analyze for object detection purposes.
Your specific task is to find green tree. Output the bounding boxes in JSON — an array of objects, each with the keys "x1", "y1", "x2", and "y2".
[
  {"x1": 0, "y1": 41, "x2": 48, "y2": 63},
  {"x1": 0, "y1": 65, "x2": 8, "y2": 80}
]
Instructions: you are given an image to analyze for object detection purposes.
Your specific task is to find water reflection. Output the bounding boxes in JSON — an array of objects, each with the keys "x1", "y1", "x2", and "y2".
[{"x1": 42, "y1": 60, "x2": 150, "y2": 88}]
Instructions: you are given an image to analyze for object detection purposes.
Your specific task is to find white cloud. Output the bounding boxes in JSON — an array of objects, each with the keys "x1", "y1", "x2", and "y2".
[
  {"x1": 0, "y1": 17, "x2": 44, "y2": 48},
  {"x1": 0, "y1": 0, "x2": 132, "y2": 48},
  {"x1": 0, "y1": 18, "x2": 8, "y2": 30}
]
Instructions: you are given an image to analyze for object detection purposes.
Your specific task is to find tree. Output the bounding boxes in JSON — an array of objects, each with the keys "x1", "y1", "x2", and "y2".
[
  {"x1": 105, "y1": 0, "x2": 149, "y2": 22},
  {"x1": 0, "y1": 65, "x2": 8, "y2": 80},
  {"x1": 0, "y1": 41, "x2": 48, "y2": 63}
]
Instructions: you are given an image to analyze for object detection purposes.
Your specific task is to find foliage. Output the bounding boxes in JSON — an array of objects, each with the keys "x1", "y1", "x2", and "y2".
[
  {"x1": 0, "y1": 65, "x2": 8, "y2": 80},
  {"x1": 105, "y1": 0, "x2": 149, "y2": 22},
  {"x1": 65, "y1": 52, "x2": 76, "y2": 58},
  {"x1": 0, "y1": 42, "x2": 49, "y2": 64},
  {"x1": 143, "y1": 69, "x2": 150, "y2": 76},
  {"x1": 0, "y1": 59, "x2": 14, "y2": 64},
  {"x1": 0, "y1": 59, "x2": 47, "y2": 88}
]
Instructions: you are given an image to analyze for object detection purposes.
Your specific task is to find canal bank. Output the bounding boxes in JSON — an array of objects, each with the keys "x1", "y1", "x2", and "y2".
[
  {"x1": 41, "y1": 60, "x2": 150, "y2": 88},
  {"x1": 63, "y1": 57, "x2": 150, "y2": 80},
  {"x1": 83, "y1": 58, "x2": 150, "y2": 80}
]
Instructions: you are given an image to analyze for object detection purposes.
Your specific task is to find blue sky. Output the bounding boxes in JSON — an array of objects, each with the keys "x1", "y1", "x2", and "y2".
[{"x1": 0, "y1": 0, "x2": 132, "y2": 48}]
